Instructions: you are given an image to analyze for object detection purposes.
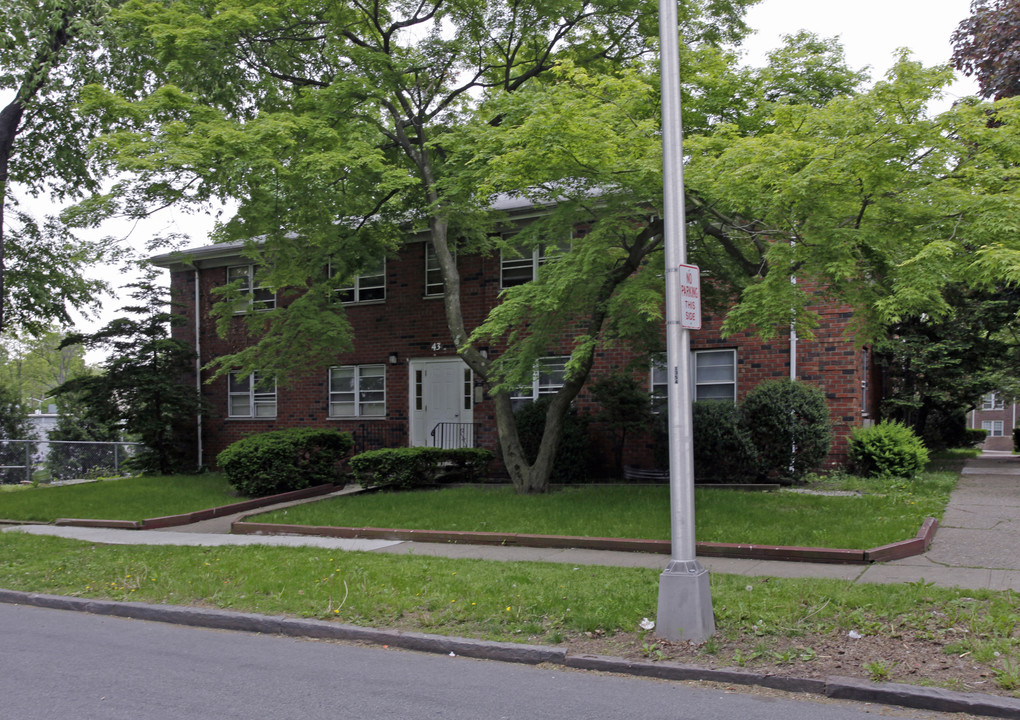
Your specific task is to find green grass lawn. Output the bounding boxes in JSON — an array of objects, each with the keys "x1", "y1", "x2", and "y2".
[
  {"x1": 0, "y1": 474, "x2": 239, "y2": 522},
  {"x1": 0, "y1": 466, "x2": 957, "y2": 550},
  {"x1": 251, "y1": 469, "x2": 957, "y2": 550},
  {"x1": 1, "y1": 531, "x2": 1017, "y2": 694}
]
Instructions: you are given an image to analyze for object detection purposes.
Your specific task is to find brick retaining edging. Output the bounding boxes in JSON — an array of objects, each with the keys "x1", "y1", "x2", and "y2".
[
  {"x1": 53, "y1": 483, "x2": 341, "y2": 530},
  {"x1": 231, "y1": 514, "x2": 939, "y2": 565}
]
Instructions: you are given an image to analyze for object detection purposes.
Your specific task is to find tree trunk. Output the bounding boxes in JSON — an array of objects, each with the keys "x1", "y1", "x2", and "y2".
[
  {"x1": 0, "y1": 99, "x2": 25, "y2": 333},
  {"x1": 404, "y1": 98, "x2": 660, "y2": 493},
  {"x1": 0, "y1": 4, "x2": 77, "y2": 334}
]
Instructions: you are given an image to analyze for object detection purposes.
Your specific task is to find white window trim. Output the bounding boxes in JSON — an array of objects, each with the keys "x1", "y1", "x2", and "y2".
[
  {"x1": 500, "y1": 238, "x2": 569, "y2": 288},
  {"x1": 982, "y1": 392, "x2": 1005, "y2": 411},
  {"x1": 329, "y1": 364, "x2": 387, "y2": 418},
  {"x1": 982, "y1": 420, "x2": 1004, "y2": 437},
  {"x1": 650, "y1": 355, "x2": 668, "y2": 413},
  {"x1": 511, "y1": 356, "x2": 568, "y2": 404},
  {"x1": 424, "y1": 242, "x2": 449, "y2": 297},
  {"x1": 227, "y1": 371, "x2": 277, "y2": 418},
  {"x1": 227, "y1": 264, "x2": 276, "y2": 313},
  {"x1": 649, "y1": 349, "x2": 737, "y2": 409},
  {"x1": 330, "y1": 259, "x2": 386, "y2": 304},
  {"x1": 693, "y1": 349, "x2": 737, "y2": 403}
]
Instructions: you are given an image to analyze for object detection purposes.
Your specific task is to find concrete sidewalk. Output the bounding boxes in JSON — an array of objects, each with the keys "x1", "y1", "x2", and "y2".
[{"x1": 6, "y1": 452, "x2": 1020, "y2": 591}]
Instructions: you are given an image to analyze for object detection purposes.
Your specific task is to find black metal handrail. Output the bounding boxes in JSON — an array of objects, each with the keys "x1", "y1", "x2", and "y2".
[{"x1": 429, "y1": 422, "x2": 480, "y2": 449}]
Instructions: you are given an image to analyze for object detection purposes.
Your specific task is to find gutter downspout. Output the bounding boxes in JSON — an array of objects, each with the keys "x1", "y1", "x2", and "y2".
[
  {"x1": 789, "y1": 258, "x2": 797, "y2": 476},
  {"x1": 194, "y1": 268, "x2": 203, "y2": 469},
  {"x1": 790, "y1": 269, "x2": 797, "y2": 381}
]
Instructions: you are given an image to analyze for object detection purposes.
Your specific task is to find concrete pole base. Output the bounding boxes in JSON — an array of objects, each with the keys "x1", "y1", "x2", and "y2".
[{"x1": 655, "y1": 559, "x2": 715, "y2": 642}]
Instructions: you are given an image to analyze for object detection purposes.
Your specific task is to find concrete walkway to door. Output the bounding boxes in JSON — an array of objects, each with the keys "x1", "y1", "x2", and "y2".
[{"x1": 851, "y1": 451, "x2": 1020, "y2": 591}]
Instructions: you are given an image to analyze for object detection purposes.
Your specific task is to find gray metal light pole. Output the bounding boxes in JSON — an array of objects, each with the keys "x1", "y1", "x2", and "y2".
[{"x1": 654, "y1": 0, "x2": 715, "y2": 642}]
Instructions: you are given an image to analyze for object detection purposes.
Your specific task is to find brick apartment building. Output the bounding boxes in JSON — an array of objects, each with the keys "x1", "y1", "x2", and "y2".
[
  {"x1": 968, "y1": 392, "x2": 1017, "y2": 452},
  {"x1": 151, "y1": 202, "x2": 880, "y2": 475}
]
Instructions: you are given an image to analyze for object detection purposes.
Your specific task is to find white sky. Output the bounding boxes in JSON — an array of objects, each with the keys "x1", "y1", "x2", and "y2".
[
  {"x1": 739, "y1": 0, "x2": 979, "y2": 103},
  {"x1": 5, "y1": 0, "x2": 984, "y2": 355}
]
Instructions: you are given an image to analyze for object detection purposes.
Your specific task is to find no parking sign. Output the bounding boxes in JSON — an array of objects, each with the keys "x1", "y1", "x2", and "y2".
[{"x1": 678, "y1": 264, "x2": 701, "y2": 330}]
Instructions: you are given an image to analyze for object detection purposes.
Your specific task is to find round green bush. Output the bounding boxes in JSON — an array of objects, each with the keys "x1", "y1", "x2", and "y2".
[
  {"x1": 217, "y1": 428, "x2": 354, "y2": 497},
  {"x1": 692, "y1": 401, "x2": 758, "y2": 483},
  {"x1": 849, "y1": 420, "x2": 929, "y2": 479},
  {"x1": 740, "y1": 379, "x2": 832, "y2": 483}
]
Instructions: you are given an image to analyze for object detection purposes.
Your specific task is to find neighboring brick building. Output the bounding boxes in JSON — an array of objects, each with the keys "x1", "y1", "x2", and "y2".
[
  {"x1": 968, "y1": 392, "x2": 1017, "y2": 451},
  {"x1": 151, "y1": 210, "x2": 879, "y2": 474}
]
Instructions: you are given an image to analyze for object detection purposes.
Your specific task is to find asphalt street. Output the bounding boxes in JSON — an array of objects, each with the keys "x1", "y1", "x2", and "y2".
[{"x1": 0, "y1": 603, "x2": 976, "y2": 720}]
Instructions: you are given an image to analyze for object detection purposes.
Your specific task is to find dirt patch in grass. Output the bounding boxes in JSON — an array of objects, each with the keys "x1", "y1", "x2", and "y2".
[{"x1": 560, "y1": 629, "x2": 1015, "y2": 698}]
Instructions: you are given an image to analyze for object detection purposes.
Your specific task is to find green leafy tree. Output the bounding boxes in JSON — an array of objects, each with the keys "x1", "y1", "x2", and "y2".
[
  {"x1": 85, "y1": 1, "x2": 1020, "y2": 491},
  {"x1": 0, "y1": 327, "x2": 89, "y2": 406},
  {"x1": 45, "y1": 388, "x2": 122, "y2": 479},
  {"x1": 0, "y1": 0, "x2": 130, "y2": 334},
  {"x1": 84, "y1": 0, "x2": 756, "y2": 493},
  {"x1": 875, "y1": 286, "x2": 1020, "y2": 446},
  {"x1": 683, "y1": 56, "x2": 1020, "y2": 341},
  {"x1": 0, "y1": 381, "x2": 30, "y2": 439},
  {"x1": 52, "y1": 269, "x2": 201, "y2": 474},
  {"x1": 0, "y1": 381, "x2": 32, "y2": 482}
]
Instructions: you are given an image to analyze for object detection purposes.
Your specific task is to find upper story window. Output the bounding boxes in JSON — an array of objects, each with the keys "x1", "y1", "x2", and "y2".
[
  {"x1": 226, "y1": 265, "x2": 275, "y2": 312},
  {"x1": 228, "y1": 371, "x2": 277, "y2": 418},
  {"x1": 511, "y1": 356, "x2": 568, "y2": 409},
  {"x1": 500, "y1": 238, "x2": 569, "y2": 288},
  {"x1": 331, "y1": 259, "x2": 386, "y2": 304},
  {"x1": 329, "y1": 365, "x2": 386, "y2": 417},
  {"x1": 982, "y1": 392, "x2": 1005, "y2": 411},
  {"x1": 425, "y1": 242, "x2": 448, "y2": 297}
]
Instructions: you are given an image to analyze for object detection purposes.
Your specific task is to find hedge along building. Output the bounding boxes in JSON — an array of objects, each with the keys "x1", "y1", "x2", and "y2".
[{"x1": 151, "y1": 198, "x2": 881, "y2": 475}]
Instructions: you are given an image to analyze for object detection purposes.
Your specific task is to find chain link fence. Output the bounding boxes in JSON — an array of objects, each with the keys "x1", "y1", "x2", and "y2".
[{"x1": 0, "y1": 439, "x2": 143, "y2": 484}]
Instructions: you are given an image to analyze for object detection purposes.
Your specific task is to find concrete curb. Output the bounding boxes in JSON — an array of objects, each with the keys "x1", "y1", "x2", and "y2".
[{"x1": 2, "y1": 589, "x2": 1018, "y2": 718}]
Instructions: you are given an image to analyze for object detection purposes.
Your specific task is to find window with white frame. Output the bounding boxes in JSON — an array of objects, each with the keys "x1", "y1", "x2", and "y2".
[
  {"x1": 982, "y1": 420, "x2": 1004, "y2": 437},
  {"x1": 510, "y1": 356, "x2": 568, "y2": 409},
  {"x1": 331, "y1": 259, "x2": 386, "y2": 304},
  {"x1": 500, "y1": 238, "x2": 569, "y2": 288},
  {"x1": 329, "y1": 365, "x2": 386, "y2": 417},
  {"x1": 226, "y1": 265, "x2": 276, "y2": 312},
  {"x1": 650, "y1": 355, "x2": 668, "y2": 414},
  {"x1": 228, "y1": 371, "x2": 277, "y2": 418},
  {"x1": 982, "y1": 392, "x2": 1005, "y2": 410},
  {"x1": 693, "y1": 349, "x2": 737, "y2": 402},
  {"x1": 425, "y1": 242, "x2": 448, "y2": 297},
  {"x1": 649, "y1": 349, "x2": 737, "y2": 410}
]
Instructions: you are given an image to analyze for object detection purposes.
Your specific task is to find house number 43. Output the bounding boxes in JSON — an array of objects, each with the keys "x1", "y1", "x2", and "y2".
[{"x1": 431, "y1": 342, "x2": 443, "y2": 351}]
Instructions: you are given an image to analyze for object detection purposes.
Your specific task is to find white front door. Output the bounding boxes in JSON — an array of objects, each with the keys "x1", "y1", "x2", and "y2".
[{"x1": 409, "y1": 358, "x2": 474, "y2": 447}]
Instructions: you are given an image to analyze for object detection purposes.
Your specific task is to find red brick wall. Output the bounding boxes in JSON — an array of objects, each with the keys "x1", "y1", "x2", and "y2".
[{"x1": 170, "y1": 245, "x2": 870, "y2": 472}]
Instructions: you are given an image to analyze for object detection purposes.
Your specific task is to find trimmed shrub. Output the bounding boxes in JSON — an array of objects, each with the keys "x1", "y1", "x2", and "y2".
[
  {"x1": 217, "y1": 428, "x2": 354, "y2": 497},
  {"x1": 920, "y1": 409, "x2": 969, "y2": 451},
  {"x1": 350, "y1": 447, "x2": 493, "y2": 489},
  {"x1": 740, "y1": 379, "x2": 831, "y2": 483},
  {"x1": 513, "y1": 399, "x2": 596, "y2": 483},
  {"x1": 848, "y1": 420, "x2": 929, "y2": 479},
  {"x1": 591, "y1": 374, "x2": 653, "y2": 478},
  {"x1": 692, "y1": 401, "x2": 758, "y2": 483},
  {"x1": 962, "y1": 427, "x2": 988, "y2": 448}
]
